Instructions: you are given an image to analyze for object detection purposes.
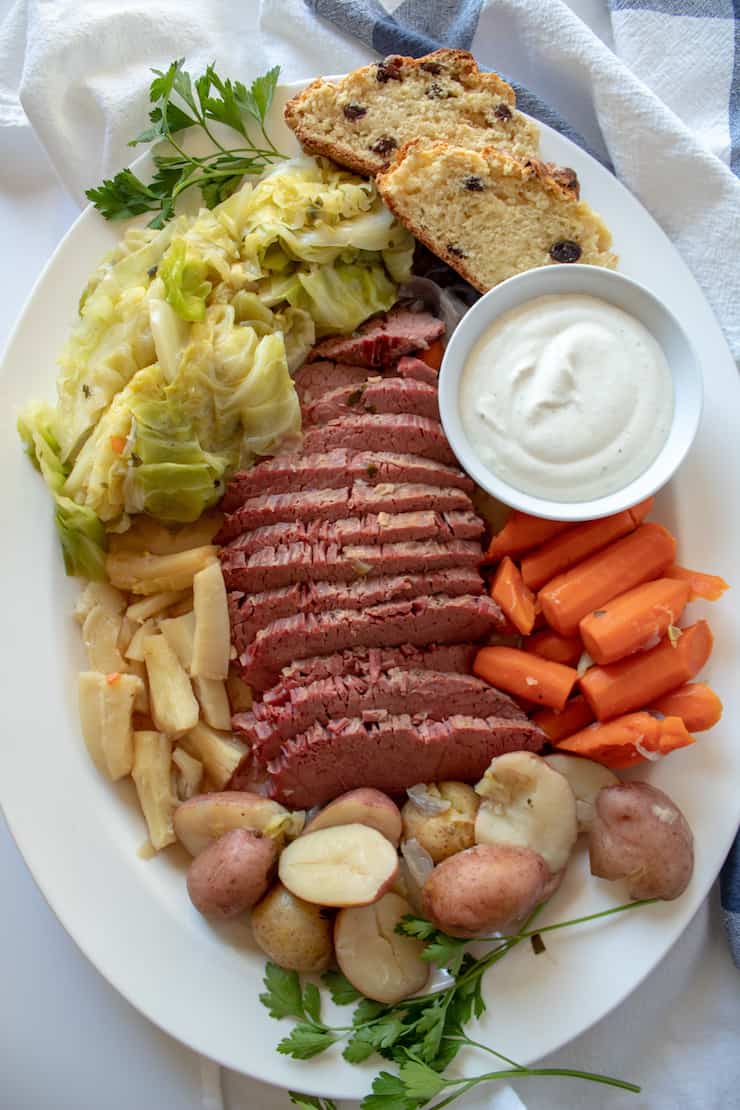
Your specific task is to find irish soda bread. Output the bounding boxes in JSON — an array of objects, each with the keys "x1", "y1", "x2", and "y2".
[
  {"x1": 284, "y1": 49, "x2": 540, "y2": 176},
  {"x1": 376, "y1": 141, "x2": 617, "y2": 291}
]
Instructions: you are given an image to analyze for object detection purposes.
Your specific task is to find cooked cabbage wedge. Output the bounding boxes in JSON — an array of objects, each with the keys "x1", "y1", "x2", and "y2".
[{"x1": 19, "y1": 156, "x2": 412, "y2": 577}]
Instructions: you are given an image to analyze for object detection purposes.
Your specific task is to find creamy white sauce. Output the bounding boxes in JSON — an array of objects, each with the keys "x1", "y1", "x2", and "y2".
[{"x1": 459, "y1": 294, "x2": 674, "y2": 502}]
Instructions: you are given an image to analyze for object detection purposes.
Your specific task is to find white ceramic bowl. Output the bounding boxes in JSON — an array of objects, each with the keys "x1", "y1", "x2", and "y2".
[{"x1": 438, "y1": 264, "x2": 704, "y2": 521}]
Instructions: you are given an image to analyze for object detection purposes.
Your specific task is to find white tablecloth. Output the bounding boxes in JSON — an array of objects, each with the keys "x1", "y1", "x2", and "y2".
[{"x1": 1, "y1": 1, "x2": 738, "y2": 1107}]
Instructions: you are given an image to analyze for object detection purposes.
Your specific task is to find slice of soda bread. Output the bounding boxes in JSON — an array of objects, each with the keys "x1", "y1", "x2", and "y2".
[
  {"x1": 284, "y1": 49, "x2": 540, "y2": 176},
  {"x1": 376, "y1": 141, "x2": 616, "y2": 292}
]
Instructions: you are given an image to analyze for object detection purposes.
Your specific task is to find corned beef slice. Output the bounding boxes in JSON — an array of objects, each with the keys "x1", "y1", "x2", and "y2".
[
  {"x1": 308, "y1": 307, "x2": 445, "y2": 367},
  {"x1": 294, "y1": 361, "x2": 370, "y2": 405},
  {"x1": 221, "y1": 451, "x2": 472, "y2": 509},
  {"x1": 220, "y1": 538, "x2": 484, "y2": 593},
  {"x1": 239, "y1": 594, "x2": 505, "y2": 690},
  {"x1": 304, "y1": 377, "x2": 439, "y2": 426},
  {"x1": 396, "y1": 356, "x2": 438, "y2": 386},
  {"x1": 228, "y1": 568, "x2": 484, "y2": 654},
  {"x1": 234, "y1": 669, "x2": 525, "y2": 757},
  {"x1": 277, "y1": 644, "x2": 477, "y2": 687},
  {"x1": 224, "y1": 510, "x2": 483, "y2": 556},
  {"x1": 266, "y1": 715, "x2": 545, "y2": 807},
  {"x1": 301, "y1": 414, "x2": 456, "y2": 465},
  {"x1": 216, "y1": 482, "x2": 473, "y2": 543}
]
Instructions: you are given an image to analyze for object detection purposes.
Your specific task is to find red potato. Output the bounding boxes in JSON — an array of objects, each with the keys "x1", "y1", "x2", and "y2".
[
  {"x1": 173, "y1": 792, "x2": 300, "y2": 857},
  {"x1": 186, "y1": 828, "x2": 277, "y2": 918},
  {"x1": 305, "y1": 788, "x2": 402, "y2": 845},
  {"x1": 278, "y1": 823, "x2": 399, "y2": 907},
  {"x1": 251, "y1": 884, "x2": 333, "y2": 973}
]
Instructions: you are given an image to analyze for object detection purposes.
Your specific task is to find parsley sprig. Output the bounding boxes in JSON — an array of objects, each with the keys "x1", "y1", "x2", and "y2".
[
  {"x1": 263, "y1": 899, "x2": 654, "y2": 1109},
  {"x1": 86, "y1": 59, "x2": 283, "y2": 227}
]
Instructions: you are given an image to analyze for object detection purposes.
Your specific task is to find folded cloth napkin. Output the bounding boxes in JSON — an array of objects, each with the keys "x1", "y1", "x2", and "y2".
[{"x1": 1, "y1": 0, "x2": 738, "y2": 969}]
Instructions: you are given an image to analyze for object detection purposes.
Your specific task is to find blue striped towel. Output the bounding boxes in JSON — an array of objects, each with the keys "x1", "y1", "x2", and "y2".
[{"x1": 309, "y1": 0, "x2": 740, "y2": 965}]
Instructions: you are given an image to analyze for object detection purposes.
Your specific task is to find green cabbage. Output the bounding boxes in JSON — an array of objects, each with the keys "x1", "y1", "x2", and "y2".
[
  {"x1": 159, "y1": 238, "x2": 212, "y2": 322},
  {"x1": 288, "y1": 258, "x2": 397, "y2": 335}
]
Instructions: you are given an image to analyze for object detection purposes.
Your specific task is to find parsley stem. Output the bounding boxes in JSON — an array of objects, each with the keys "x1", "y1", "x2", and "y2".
[
  {"x1": 426, "y1": 1066, "x2": 640, "y2": 1110},
  {"x1": 496, "y1": 898, "x2": 658, "y2": 943}
]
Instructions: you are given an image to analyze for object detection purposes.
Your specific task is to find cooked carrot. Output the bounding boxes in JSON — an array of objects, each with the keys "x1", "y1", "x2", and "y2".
[
  {"x1": 579, "y1": 620, "x2": 713, "y2": 721},
  {"x1": 579, "y1": 577, "x2": 690, "y2": 665},
  {"x1": 648, "y1": 682, "x2": 723, "y2": 732},
  {"x1": 532, "y1": 696, "x2": 595, "y2": 742},
  {"x1": 665, "y1": 564, "x2": 729, "y2": 602},
  {"x1": 473, "y1": 646, "x2": 578, "y2": 710},
  {"x1": 484, "y1": 511, "x2": 570, "y2": 563},
  {"x1": 520, "y1": 499, "x2": 654, "y2": 591},
  {"x1": 525, "y1": 628, "x2": 583, "y2": 667},
  {"x1": 538, "y1": 523, "x2": 677, "y2": 636},
  {"x1": 555, "y1": 712, "x2": 695, "y2": 769},
  {"x1": 491, "y1": 557, "x2": 536, "y2": 635},
  {"x1": 419, "y1": 339, "x2": 444, "y2": 370}
]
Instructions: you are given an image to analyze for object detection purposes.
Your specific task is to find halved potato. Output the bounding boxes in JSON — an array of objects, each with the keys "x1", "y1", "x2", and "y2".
[
  {"x1": 132, "y1": 730, "x2": 176, "y2": 850},
  {"x1": 78, "y1": 671, "x2": 144, "y2": 780},
  {"x1": 174, "y1": 791, "x2": 291, "y2": 856},
  {"x1": 191, "y1": 560, "x2": 230, "y2": 679},
  {"x1": 142, "y1": 634, "x2": 199, "y2": 737}
]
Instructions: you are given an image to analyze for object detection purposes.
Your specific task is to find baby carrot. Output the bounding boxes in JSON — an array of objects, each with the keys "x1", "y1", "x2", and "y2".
[
  {"x1": 539, "y1": 523, "x2": 677, "y2": 636},
  {"x1": 555, "y1": 712, "x2": 695, "y2": 769},
  {"x1": 648, "y1": 682, "x2": 723, "y2": 732},
  {"x1": 484, "y1": 511, "x2": 570, "y2": 563},
  {"x1": 491, "y1": 556, "x2": 537, "y2": 635},
  {"x1": 665, "y1": 564, "x2": 729, "y2": 602},
  {"x1": 520, "y1": 498, "x2": 654, "y2": 591},
  {"x1": 473, "y1": 646, "x2": 578, "y2": 710},
  {"x1": 532, "y1": 695, "x2": 595, "y2": 742},
  {"x1": 419, "y1": 339, "x2": 444, "y2": 370},
  {"x1": 525, "y1": 628, "x2": 583, "y2": 667},
  {"x1": 580, "y1": 620, "x2": 713, "y2": 721},
  {"x1": 579, "y1": 577, "x2": 691, "y2": 665}
]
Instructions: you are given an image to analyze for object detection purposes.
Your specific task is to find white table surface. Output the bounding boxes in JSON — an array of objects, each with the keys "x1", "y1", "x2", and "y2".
[{"x1": 1, "y1": 2, "x2": 738, "y2": 1108}]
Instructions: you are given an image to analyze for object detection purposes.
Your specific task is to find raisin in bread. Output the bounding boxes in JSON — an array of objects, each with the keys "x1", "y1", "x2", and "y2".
[
  {"x1": 376, "y1": 141, "x2": 617, "y2": 292},
  {"x1": 284, "y1": 49, "x2": 540, "y2": 176}
]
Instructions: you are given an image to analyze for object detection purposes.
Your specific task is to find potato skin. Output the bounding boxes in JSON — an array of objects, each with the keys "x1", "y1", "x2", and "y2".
[
  {"x1": 421, "y1": 843, "x2": 551, "y2": 937},
  {"x1": 306, "y1": 788, "x2": 402, "y2": 845},
  {"x1": 589, "y1": 782, "x2": 694, "y2": 900},
  {"x1": 401, "y1": 782, "x2": 478, "y2": 862},
  {"x1": 251, "y1": 883, "x2": 333, "y2": 972},
  {"x1": 187, "y1": 828, "x2": 277, "y2": 918},
  {"x1": 334, "y1": 893, "x2": 429, "y2": 1004}
]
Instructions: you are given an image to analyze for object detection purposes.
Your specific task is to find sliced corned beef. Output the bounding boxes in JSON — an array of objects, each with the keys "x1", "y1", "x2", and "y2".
[
  {"x1": 304, "y1": 377, "x2": 439, "y2": 426},
  {"x1": 265, "y1": 714, "x2": 545, "y2": 806},
  {"x1": 221, "y1": 450, "x2": 472, "y2": 509},
  {"x1": 301, "y1": 414, "x2": 456, "y2": 465},
  {"x1": 308, "y1": 308, "x2": 444, "y2": 367},
  {"x1": 229, "y1": 567, "x2": 484, "y2": 653},
  {"x1": 225, "y1": 510, "x2": 483, "y2": 555},
  {"x1": 216, "y1": 482, "x2": 473, "y2": 543},
  {"x1": 275, "y1": 643, "x2": 477, "y2": 689},
  {"x1": 220, "y1": 538, "x2": 484, "y2": 593},
  {"x1": 239, "y1": 594, "x2": 505, "y2": 689},
  {"x1": 293, "y1": 361, "x2": 370, "y2": 406},
  {"x1": 235, "y1": 669, "x2": 525, "y2": 757},
  {"x1": 396, "y1": 355, "x2": 439, "y2": 386}
]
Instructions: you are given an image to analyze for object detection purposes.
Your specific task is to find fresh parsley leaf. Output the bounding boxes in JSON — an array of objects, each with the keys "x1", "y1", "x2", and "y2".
[
  {"x1": 398, "y1": 1057, "x2": 448, "y2": 1102},
  {"x1": 396, "y1": 915, "x2": 438, "y2": 942},
  {"x1": 422, "y1": 934, "x2": 468, "y2": 975},
  {"x1": 260, "y1": 963, "x2": 305, "y2": 1021},
  {"x1": 277, "y1": 1025, "x2": 338, "y2": 1060},
  {"x1": 343, "y1": 1031, "x2": 379, "y2": 1064},
  {"x1": 361, "y1": 1071, "x2": 420, "y2": 1110},
  {"x1": 288, "y1": 1093, "x2": 337, "y2": 1110},
  {"x1": 321, "y1": 970, "x2": 362, "y2": 1006},
  {"x1": 352, "y1": 998, "x2": 389, "y2": 1026},
  {"x1": 415, "y1": 1003, "x2": 447, "y2": 1064},
  {"x1": 301, "y1": 982, "x2": 322, "y2": 1025},
  {"x1": 85, "y1": 170, "x2": 165, "y2": 222},
  {"x1": 242, "y1": 65, "x2": 280, "y2": 125}
]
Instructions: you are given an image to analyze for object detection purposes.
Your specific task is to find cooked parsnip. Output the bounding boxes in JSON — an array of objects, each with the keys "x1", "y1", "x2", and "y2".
[
  {"x1": 544, "y1": 754, "x2": 619, "y2": 832},
  {"x1": 187, "y1": 828, "x2": 277, "y2": 917},
  {"x1": 251, "y1": 883, "x2": 333, "y2": 973},
  {"x1": 106, "y1": 546, "x2": 218, "y2": 595},
  {"x1": 159, "y1": 611, "x2": 195, "y2": 670},
  {"x1": 279, "y1": 824, "x2": 399, "y2": 907},
  {"x1": 191, "y1": 560, "x2": 230, "y2": 679},
  {"x1": 173, "y1": 791, "x2": 294, "y2": 856},
  {"x1": 74, "y1": 581, "x2": 126, "y2": 623},
  {"x1": 402, "y1": 782, "x2": 478, "y2": 863},
  {"x1": 108, "y1": 513, "x2": 223, "y2": 556},
  {"x1": 335, "y1": 892, "x2": 429, "y2": 1004},
  {"x1": 178, "y1": 721, "x2": 246, "y2": 788},
  {"x1": 78, "y1": 671, "x2": 144, "y2": 781},
  {"x1": 166, "y1": 592, "x2": 195, "y2": 618},
  {"x1": 132, "y1": 730, "x2": 176, "y2": 850},
  {"x1": 123, "y1": 618, "x2": 158, "y2": 662},
  {"x1": 475, "y1": 751, "x2": 578, "y2": 874},
  {"x1": 172, "y1": 746, "x2": 204, "y2": 801},
  {"x1": 82, "y1": 604, "x2": 128, "y2": 674},
  {"x1": 142, "y1": 634, "x2": 199, "y2": 737},
  {"x1": 126, "y1": 590, "x2": 189, "y2": 623},
  {"x1": 226, "y1": 669, "x2": 253, "y2": 712},
  {"x1": 117, "y1": 615, "x2": 138, "y2": 656},
  {"x1": 192, "y1": 676, "x2": 232, "y2": 731},
  {"x1": 126, "y1": 659, "x2": 150, "y2": 713},
  {"x1": 306, "y1": 789, "x2": 402, "y2": 845}
]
